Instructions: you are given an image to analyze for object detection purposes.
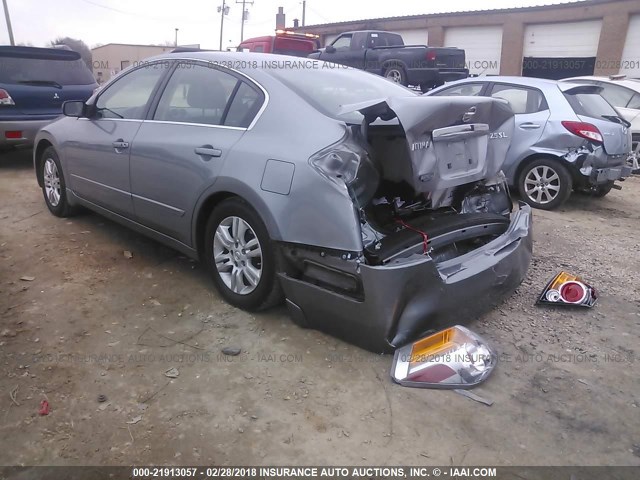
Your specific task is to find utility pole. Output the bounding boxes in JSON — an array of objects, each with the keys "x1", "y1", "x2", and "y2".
[
  {"x1": 235, "y1": 0, "x2": 254, "y2": 43},
  {"x1": 2, "y1": 0, "x2": 14, "y2": 46},
  {"x1": 218, "y1": 0, "x2": 229, "y2": 51},
  {"x1": 174, "y1": 28, "x2": 179, "y2": 47},
  {"x1": 302, "y1": 0, "x2": 306, "y2": 27}
]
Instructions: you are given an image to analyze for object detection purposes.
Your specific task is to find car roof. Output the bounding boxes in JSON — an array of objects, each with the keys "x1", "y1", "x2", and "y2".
[
  {"x1": 562, "y1": 76, "x2": 640, "y2": 93},
  {"x1": 445, "y1": 76, "x2": 563, "y2": 88}
]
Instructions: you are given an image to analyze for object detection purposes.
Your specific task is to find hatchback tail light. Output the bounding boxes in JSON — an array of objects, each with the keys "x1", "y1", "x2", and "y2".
[
  {"x1": 0, "y1": 88, "x2": 15, "y2": 106},
  {"x1": 537, "y1": 271, "x2": 597, "y2": 308},
  {"x1": 561, "y1": 121, "x2": 603, "y2": 143}
]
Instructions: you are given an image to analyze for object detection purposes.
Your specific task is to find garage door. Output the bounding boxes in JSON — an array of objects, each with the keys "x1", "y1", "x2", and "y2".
[
  {"x1": 523, "y1": 20, "x2": 602, "y2": 79},
  {"x1": 620, "y1": 14, "x2": 640, "y2": 77},
  {"x1": 396, "y1": 29, "x2": 428, "y2": 46},
  {"x1": 444, "y1": 26, "x2": 502, "y2": 75}
]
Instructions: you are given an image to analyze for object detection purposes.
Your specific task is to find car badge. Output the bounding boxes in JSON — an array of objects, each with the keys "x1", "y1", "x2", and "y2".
[{"x1": 53, "y1": 93, "x2": 59, "y2": 99}]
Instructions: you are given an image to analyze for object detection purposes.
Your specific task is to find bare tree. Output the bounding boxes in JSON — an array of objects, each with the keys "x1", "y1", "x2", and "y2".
[{"x1": 49, "y1": 37, "x2": 92, "y2": 70}]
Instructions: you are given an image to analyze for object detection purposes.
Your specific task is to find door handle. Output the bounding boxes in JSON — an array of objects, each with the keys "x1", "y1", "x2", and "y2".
[
  {"x1": 519, "y1": 123, "x2": 541, "y2": 130},
  {"x1": 195, "y1": 146, "x2": 222, "y2": 158},
  {"x1": 112, "y1": 140, "x2": 129, "y2": 149}
]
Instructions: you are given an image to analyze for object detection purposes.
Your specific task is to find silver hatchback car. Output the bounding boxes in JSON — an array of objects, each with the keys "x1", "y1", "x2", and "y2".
[
  {"x1": 428, "y1": 76, "x2": 632, "y2": 210},
  {"x1": 34, "y1": 52, "x2": 532, "y2": 352}
]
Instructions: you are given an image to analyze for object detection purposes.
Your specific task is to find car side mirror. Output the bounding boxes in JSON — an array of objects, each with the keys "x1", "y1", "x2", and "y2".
[
  {"x1": 325, "y1": 45, "x2": 336, "y2": 54},
  {"x1": 63, "y1": 100, "x2": 85, "y2": 118}
]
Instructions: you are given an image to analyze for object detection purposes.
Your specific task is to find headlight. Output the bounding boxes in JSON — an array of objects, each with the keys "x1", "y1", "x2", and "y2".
[{"x1": 391, "y1": 325, "x2": 497, "y2": 389}]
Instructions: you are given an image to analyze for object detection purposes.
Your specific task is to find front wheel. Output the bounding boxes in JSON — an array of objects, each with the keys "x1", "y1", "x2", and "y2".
[
  {"x1": 518, "y1": 158, "x2": 572, "y2": 210},
  {"x1": 40, "y1": 146, "x2": 77, "y2": 217},
  {"x1": 204, "y1": 198, "x2": 283, "y2": 311}
]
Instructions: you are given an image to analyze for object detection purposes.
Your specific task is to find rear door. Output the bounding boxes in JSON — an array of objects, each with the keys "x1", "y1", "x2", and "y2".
[
  {"x1": 65, "y1": 62, "x2": 169, "y2": 217},
  {"x1": 488, "y1": 83, "x2": 551, "y2": 168},
  {"x1": 562, "y1": 85, "x2": 631, "y2": 155},
  {"x1": 129, "y1": 62, "x2": 264, "y2": 245}
]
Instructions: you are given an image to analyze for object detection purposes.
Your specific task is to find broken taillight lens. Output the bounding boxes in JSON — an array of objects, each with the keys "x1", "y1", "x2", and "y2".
[
  {"x1": 537, "y1": 271, "x2": 597, "y2": 308},
  {"x1": 0, "y1": 88, "x2": 15, "y2": 106},
  {"x1": 561, "y1": 121, "x2": 603, "y2": 143},
  {"x1": 391, "y1": 326, "x2": 497, "y2": 389}
]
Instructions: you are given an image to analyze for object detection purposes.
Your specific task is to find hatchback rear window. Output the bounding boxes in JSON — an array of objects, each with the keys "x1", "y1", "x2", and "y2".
[
  {"x1": 0, "y1": 52, "x2": 95, "y2": 86},
  {"x1": 564, "y1": 92, "x2": 619, "y2": 120}
]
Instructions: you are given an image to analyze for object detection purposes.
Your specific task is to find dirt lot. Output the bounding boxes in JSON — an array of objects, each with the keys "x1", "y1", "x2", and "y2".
[{"x1": 0, "y1": 147, "x2": 639, "y2": 467}]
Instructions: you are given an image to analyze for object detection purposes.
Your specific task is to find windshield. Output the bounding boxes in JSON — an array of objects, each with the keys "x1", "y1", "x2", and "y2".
[
  {"x1": 0, "y1": 56, "x2": 96, "y2": 86},
  {"x1": 268, "y1": 64, "x2": 416, "y2": 123}
]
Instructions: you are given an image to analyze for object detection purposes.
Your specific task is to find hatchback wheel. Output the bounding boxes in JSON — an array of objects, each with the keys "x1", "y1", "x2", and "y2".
[
  {"x1": 204, "y1": 198, "x2": 283, "y2": 311},
  {"x1": 40, "y1": 146, "x2": 76, "y2": 217},
  {"x1": 518, "y1": 158, "x2": 572, "y2": 210}
]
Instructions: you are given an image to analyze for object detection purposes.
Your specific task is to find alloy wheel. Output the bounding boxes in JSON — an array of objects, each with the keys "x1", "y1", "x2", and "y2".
[
  {"x1": 386, "y1": 69, "x2": 402, "y2": 83},
  {"x1": 524, "y1": 165, "x2": 561, "y2": 205},
  {"x1": 43, "y1": 157, "x2": 61, "y2": 207},
  {"x1": 213, "y1": 216, "x2": 263, "y2": 295}
]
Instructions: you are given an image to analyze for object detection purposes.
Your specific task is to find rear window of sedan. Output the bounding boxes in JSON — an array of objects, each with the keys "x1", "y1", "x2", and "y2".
[{"x1": 267, "y1": 66, "x2": 416, "y2": 123}]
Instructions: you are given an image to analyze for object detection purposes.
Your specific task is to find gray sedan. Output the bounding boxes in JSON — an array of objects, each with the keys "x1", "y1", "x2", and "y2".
[
  {"x1": 34, "y1": 52, "x2": 532, "y2": 352},
  {"x1": 428, "y1": 76, "x2": 632, "y2": 210}
]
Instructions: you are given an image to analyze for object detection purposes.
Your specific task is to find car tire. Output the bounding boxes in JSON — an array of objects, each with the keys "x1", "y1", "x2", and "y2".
[
  {"x1": 592, "y1": 181, "x2": 614, "y2": 198},
  {"x1": 518, "y1": 158, "x2": 572, "y2": 210},
  {"x1": 384, "y1": 65, "x2": 407, "y2": 86},
  {"x1": 204, "y1": 198, "x2": 283, "y2": 312},
  {"x1": 630, "y1": 134, "x2": 640, "y2": 174},
  {"x1": 40, "y1": 146, "x2": 77, "y2": 217}
]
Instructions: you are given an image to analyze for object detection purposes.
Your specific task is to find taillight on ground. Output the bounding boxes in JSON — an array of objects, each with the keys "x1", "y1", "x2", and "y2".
[
  {"x1": 537, "y1": 271, "x2": 597, "y2": 308},
  {"x1": 0, "y1": 88, "x2": 15, "y2": 106},
  {"x1": 561, "y1": 121, "x2": 603, "y2": 143}
]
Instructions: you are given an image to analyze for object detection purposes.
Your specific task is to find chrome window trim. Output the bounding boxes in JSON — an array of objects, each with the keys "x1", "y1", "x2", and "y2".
[
  {"x1": 167, "y1": 57, "x2": 270, "y2": 130},
  {"x1": 142, "y1": 119, "x2": 247, "y2": 131}
]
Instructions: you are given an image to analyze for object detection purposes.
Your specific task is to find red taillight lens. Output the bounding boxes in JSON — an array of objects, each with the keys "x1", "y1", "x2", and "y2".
[
  {"x1": 559, "y1": 281, "x2": 587, "y2": 304},
  {"x1": 5, "y1": 131, "x2": 22, "y2": 139},
  {"x1": 561, "y1": 121, "x2": 603, "y2": 143},
  {"x1": 0, "y1": 88, "x2": 15, "y2": 106},
  {"x1": 426, "y1": 51, "x2": 436, "y2": 61}
]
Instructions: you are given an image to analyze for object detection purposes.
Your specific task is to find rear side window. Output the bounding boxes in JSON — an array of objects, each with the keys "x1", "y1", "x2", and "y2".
[
  {"x1": 564, "y1": 92, "x2": 618, "y2": 119},
  {"x1": 154, "y1": 63, "x2": 238, "y2": 126},
  {"x1": 432, "y1": 83, "x2": 484, "y2": 97},
  {"x1": 0, "y1": 55, "x2": 95, "y2": 85},
  {"x1": 368, "y1": 33, "x2": 403, "y2": 47},
  {"x1": 225, "y1": 82, "x2": 264, "y2": 128},
  {"x1": 96, "y1": 64, "x2": 166, "y2": 119},
  {"x1": 490, "y1": 84, "x2": 547, "y2": 114}
]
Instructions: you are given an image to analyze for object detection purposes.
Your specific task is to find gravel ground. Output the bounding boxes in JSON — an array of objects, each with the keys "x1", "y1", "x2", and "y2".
[{"x1": 0, "y1": 147, "x2": 639, "y2": 466}]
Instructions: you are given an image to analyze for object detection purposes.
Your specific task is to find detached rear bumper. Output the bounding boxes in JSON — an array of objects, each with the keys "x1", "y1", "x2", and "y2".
[
  {"x1": 0, "y1": 117, "x2": 58, "y2": 147},
  {"x1": 280, "y1": 203, "x2": 533, "y2": 353}
]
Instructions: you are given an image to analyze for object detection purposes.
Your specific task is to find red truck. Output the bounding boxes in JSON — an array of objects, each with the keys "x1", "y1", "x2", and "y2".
[{"x1": 238, "y1": 30, "x2": 320, "y2": 57}]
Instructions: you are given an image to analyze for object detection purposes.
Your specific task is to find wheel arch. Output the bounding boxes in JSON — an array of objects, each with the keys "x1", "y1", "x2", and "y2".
[{"x1": 192, "y1": 181, "x2": 282, "y2": 260}]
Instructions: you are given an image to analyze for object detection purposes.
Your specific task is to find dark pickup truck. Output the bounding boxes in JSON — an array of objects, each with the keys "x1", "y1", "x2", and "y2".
[{"x1": 309, "y1": 30, "x2": 468, "y2": 92}]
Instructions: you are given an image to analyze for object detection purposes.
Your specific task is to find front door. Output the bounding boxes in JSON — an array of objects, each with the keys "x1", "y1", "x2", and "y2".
[{"x1": 65, "y1": 64, "x2": 169, "y2": 217}]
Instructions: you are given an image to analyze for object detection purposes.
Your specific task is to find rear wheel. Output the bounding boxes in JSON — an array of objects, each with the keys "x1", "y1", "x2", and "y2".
[
  {"x1": 518, "y1": 158, "x2": 572, "y2": 210},
  {"x1": 384, "y1": 66, "x2": 407, "y2": 86},
  {"x1": 592, "y1": 181, "x2": 614, "y2": 198},
  {"x1": 204, "y1": 198, "x2": 283, "y2": 311},
  {"x1": 630, "y1": 134, "x2": 640, "y2": 174}
]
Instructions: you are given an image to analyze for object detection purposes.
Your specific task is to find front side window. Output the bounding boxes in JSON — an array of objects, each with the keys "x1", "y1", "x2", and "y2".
[
  {"x1": 154, "y1": 63, "x2": 238, "y2": 126},
  {"x1": 332, "y1": 35, "x2": 352, "y2": 51},
  {"x1": 490, "y1": 84, "x2": 546, "y2": 114},
  {"x1": 96, "y1": 64, "x2": 167, "y2": 119},
  {"x1": 432, "y1": 83, "x2": 484, "y2": 97}
]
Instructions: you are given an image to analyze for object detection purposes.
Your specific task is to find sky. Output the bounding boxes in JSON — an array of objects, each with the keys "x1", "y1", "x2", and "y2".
[{"x1": 1, "y1": 0, "x2": 584, "y2": 50}]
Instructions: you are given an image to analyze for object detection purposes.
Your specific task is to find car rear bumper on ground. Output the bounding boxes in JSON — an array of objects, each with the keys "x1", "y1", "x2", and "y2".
[
  {"x1": 280, "y1": 203, "x2": 533, "y2": 353},
  {"x1": 0, "y1": 117, "x2": 58, "y2": 147},
  {"x1": 406, "y1": 68, "x2": 469, "y2": 87}
]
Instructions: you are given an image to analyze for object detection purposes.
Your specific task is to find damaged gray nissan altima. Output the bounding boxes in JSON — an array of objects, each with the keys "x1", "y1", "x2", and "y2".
[{"x1": 33, "y1": 52, "x2": 532, "y2": 353}]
